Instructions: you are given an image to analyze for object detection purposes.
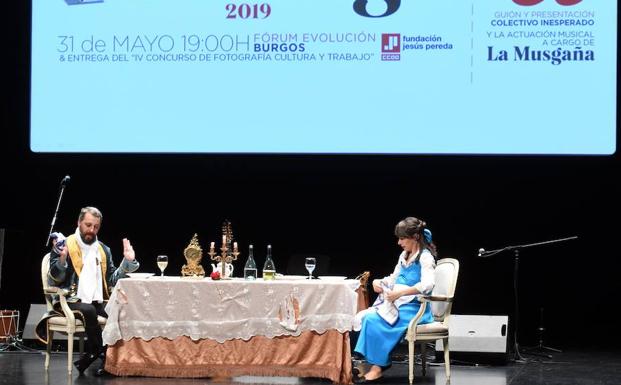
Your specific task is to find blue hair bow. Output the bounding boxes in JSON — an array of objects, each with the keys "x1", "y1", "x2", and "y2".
[{"x1": 423, "y1": 228, "x2": 432, "y2": 243}]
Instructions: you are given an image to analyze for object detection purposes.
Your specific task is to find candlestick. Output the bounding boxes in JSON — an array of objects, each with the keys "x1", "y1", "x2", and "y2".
[{"x1": 208, "y1": 220, "x2": 239, "y2": 280}]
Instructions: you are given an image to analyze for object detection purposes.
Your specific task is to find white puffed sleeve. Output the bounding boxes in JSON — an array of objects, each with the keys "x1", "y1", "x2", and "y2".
[{"x1": 413, "y1": 251, "x2": 435, "y2": 294}]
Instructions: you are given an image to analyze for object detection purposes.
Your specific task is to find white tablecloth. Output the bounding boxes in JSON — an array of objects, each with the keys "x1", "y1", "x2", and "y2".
[{"x1": 103, "y1": 277, "x2": 359, "y2": 345}]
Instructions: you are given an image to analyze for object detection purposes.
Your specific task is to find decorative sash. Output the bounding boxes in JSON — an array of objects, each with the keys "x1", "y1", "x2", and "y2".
[{"x1": 66, "y1": 234, "x2": 109, "y2": 298}]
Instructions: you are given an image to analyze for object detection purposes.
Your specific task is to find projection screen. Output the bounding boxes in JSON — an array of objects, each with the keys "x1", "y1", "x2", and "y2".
[{"x1": 30, "y1": 0, "x2": 617, "y2": 154}]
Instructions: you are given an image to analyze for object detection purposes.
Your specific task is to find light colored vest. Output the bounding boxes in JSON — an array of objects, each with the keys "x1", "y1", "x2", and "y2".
[{"x1": 66, "y1": 234, "x2": 110, "y2": 298}]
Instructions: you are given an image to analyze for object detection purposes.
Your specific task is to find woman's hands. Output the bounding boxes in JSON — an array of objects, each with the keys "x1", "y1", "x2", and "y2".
[
  {"x1": 372, "y1": 279, "x2": 383, "y2": 293},
  {"x1": 374, "y1": 280, "x2": 404, "y2": 301},
  {"x1": 385, "y1": 289, "x2": 403, "y2": 302},
  {"x1": 374, "y1": 279, "x2": 419, "y2": 302}
]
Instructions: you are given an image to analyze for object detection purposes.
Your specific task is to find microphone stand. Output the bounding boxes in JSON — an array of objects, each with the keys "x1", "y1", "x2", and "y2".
[
  {"x1": 3, "y1": 177, "x2": 71, "y2": 352},
  {"x1": 479, "y1": 236, "x2": 578, "y2": 362},
  {"x1": 45, "y1": 178, "x2": 69, "y2": 247},
  {"x1": 522, "y1": 307, "x2": 563, "y2": 358}
]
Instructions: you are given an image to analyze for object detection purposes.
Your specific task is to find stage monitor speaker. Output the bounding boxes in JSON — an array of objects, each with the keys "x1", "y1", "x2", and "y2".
[
  {"x1": 23, "y1": 304, "x2": 72, "y2": 341},
  {"x1": 436, "y1": 314, "x2": 508, "y2": 363}
]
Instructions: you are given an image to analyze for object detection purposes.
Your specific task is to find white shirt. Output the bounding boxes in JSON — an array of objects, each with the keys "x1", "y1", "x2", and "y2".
[
  {"x1": 74, "y1": 228, "x2": 104, "y2": 304},
  {"x1": 380, "y1": 249, "x2": 436, "y2": 295}
]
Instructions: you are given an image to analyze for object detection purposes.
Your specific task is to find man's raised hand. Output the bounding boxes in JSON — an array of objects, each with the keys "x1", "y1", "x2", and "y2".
[{"x1": 122, "y1": 238, "x2": 135, "y2": 261}]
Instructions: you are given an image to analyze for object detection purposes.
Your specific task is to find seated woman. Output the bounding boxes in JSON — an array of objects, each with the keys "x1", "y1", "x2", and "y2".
[{"x1": 353, "y1": 217, "x2": 437, "y2": 383}]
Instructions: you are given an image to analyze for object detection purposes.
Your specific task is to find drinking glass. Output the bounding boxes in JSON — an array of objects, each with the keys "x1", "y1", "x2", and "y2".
[
  {"x1": 305, "y1": 257, "x2": 316, "y2": 279},
  {"x1": 157, "y1": 255, "x2": 168, "y2": 277}
]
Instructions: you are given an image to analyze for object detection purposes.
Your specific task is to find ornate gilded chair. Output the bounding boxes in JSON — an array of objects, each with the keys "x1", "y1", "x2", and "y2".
[
  {"x1": 355, "y1": 271, "x2": 371, "y2": 312},
  {"x1": 404, "y1": 258, "x2": 459, "y2": 384},
  {"x1": 39, "y1": 253, "x2": 106, "y2": 373}
]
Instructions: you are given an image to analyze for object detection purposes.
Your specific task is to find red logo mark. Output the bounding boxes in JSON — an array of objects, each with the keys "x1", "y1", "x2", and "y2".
[
  {"x1": 382, "y1": 34, "x2": 401, "y2": 53},
  {"x1": 381, "y1": 33, "x2": 400, "y2": 61}
]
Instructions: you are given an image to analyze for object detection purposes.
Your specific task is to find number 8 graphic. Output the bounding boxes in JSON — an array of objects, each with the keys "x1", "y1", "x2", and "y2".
[
  {"x1": 353, "y1": 0, "x2": 401, "y2": 18},
  {"x1": 513, "y1": 0, "x2": 583, "y2": 5}
]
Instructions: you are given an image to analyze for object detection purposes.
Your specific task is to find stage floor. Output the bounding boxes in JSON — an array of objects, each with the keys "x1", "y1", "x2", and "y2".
[{"x1": 0, "y1": 348, "x2": 619, "y2": 385}]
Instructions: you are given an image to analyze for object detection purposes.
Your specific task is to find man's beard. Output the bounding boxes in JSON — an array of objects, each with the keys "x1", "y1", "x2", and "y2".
[{"x1": 80, "y1": 232, "x2": 96, "y2": 245}]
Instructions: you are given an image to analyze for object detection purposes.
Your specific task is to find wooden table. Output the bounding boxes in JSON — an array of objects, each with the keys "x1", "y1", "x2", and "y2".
[{"x1": 103, "y1": 277, "x2": 360, "y2": 383}]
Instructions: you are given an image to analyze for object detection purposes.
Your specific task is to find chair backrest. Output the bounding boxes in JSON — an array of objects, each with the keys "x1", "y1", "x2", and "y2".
[
  {"x1": 430, "y1": 258, "x2": 459, "y2": 322},
  {"x1": 41, "y1": 253, "x2": 54, "y2": 311}
]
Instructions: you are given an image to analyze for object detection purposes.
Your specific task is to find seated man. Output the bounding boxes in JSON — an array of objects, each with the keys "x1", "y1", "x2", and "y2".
[{"x1": 48, "y1": 206, "x2": 139, "y2": 375}]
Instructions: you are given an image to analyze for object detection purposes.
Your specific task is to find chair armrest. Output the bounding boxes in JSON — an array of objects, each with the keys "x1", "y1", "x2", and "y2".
[
  {"x1": 418, "y1": 295, "x2": 454, "y2": 303},
  {"x1": 44, "y1": 287, "x2": 77, "y2": 325},
  {"x1": 405, "y1": 295, "x2": 454, "y2": 340},
  {"x1": 405, "y1": 301, "x2": 428, "y2": 338},
  {"x1": 44, "y1": 287, "x2": 70, "y2": 296}
]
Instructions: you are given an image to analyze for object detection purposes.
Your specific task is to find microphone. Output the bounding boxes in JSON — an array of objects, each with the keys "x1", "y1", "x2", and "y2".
[
  {"x1": 478, "y1": 248, "x2": 485, "y2": 257},
  {"x1": 61, "y1": 175, "x2": 71, "y2": 185}
]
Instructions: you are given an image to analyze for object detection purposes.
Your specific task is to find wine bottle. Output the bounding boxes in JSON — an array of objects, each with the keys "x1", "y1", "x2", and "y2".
[
  {"x1": 244, "y1": 244, "x2": 258, "y2": 280},
  {"x1": 262, "y1": 244, "x2": 276, "y2": 280}
]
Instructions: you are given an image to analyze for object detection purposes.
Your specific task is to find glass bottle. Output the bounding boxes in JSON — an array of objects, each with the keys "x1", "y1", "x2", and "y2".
[
  {"x1": 262, "y1": 244, "x2": 276, "y2": 280},
  {"x1": 244, "y1": 244, "x2": 257, "y2": 280}
]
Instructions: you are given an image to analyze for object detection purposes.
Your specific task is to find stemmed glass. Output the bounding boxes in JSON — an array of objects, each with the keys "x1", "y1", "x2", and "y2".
[
  {"x1": 157, "y1": 255, "x2": 168, "y2": 277},
  {"x1": 305, "y1": 257, "x2": 316, "y2": 280}
]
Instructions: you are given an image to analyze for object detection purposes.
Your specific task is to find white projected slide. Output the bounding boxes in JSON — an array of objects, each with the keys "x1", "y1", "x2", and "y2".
[{"x1": 30, "y1": 0, "x2": 617, "y2": 154}]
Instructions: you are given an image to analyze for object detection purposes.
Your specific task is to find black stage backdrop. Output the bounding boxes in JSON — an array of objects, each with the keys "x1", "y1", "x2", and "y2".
[{"x1": 1, "y1": 2, "x2": 619, "y2": 350}]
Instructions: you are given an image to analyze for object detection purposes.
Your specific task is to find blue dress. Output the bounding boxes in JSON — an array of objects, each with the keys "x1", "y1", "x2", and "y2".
[{"x1": 354, "y1": 259, "x2": 434, "y2": 366}]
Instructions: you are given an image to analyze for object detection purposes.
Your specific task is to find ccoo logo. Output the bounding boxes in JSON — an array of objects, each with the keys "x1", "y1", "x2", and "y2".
[{"x1": 381, "y1": 33, "x2": 400, "y2": 61}]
